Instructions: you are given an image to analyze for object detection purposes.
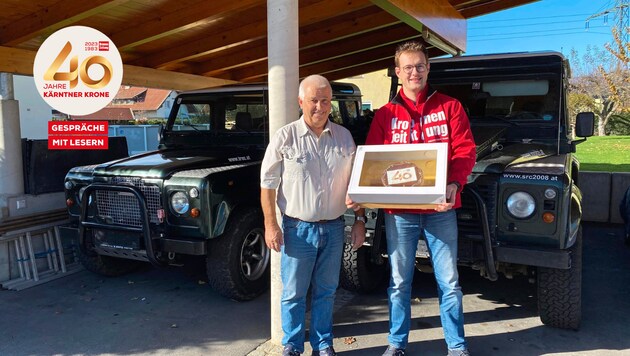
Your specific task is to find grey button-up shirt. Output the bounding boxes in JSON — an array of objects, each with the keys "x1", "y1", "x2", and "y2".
[{"x1": 260, "y1": 117, "x2": 356, "y2": 222}]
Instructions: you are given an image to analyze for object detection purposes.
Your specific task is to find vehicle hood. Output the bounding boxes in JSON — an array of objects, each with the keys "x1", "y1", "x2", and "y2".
[
  {"x1": 473, "y1": 143, "x2": 565, "y2": 175},
  {"x1": 89, "y1": 148, "x2": 263, "y2": 179}
]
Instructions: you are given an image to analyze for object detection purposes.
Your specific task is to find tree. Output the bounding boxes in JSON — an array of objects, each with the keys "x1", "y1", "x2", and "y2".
[{"x1": 568, "y1": 27, "x2": 629, "y2": 136}]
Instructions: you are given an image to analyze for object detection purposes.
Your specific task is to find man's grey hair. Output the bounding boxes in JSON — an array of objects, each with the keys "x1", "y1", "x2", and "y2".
[{"x1": 298, "y1": 74, "x2": 331, "y2": 99}]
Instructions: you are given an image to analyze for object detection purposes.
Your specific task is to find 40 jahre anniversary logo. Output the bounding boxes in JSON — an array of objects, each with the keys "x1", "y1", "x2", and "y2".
[{"x1": 33, "y1": 26, "x2": 123, "y2": 150}]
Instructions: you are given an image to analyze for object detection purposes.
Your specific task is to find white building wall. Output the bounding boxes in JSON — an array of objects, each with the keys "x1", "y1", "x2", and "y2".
[{"x1": 13, "y1": 75, "x2": 52, "y2": 139}]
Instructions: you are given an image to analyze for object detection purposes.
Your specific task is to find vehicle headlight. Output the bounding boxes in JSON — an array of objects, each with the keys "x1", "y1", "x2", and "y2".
[
  {"x1": 506, "y1": 191, "x2": 535, "y2": 218},
  {"x1": 171, "y1": 191, "x2": 189, "y2": 214}
]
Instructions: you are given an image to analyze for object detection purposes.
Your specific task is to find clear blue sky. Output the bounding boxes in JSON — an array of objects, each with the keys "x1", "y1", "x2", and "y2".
[{"x1": 466, "y1": 0, "x2": 618, "y2": 57}]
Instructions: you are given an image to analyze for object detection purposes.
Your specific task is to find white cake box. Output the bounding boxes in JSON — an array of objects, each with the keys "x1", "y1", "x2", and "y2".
[{"x1": 348, "y1": 143, "x2": 448, "y2": 209}]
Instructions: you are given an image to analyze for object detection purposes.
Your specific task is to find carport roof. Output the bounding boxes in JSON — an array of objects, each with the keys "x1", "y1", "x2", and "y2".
[{"x1": 0, "y1": 0, "x2": 537, "y2": 91}]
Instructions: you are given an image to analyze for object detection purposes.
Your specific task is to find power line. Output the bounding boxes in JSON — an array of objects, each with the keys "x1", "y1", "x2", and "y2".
[
  {"x1": 469, "y1": 31, "x2": 611, "y2": 42},
  {"x1": 469, "y1": 26, "x2": 609, "y2": 38},
  {"x1": 470, "y1": 19, "x2": 592, "y2": 30},
  {"x1": 472, "y1": 13, "x2": 593, "y2": 23}
]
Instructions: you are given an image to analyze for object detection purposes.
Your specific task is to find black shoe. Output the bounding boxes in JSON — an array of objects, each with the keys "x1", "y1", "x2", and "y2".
[
  {"x1": 283, "y1": 345, "x2": 301, "y2": 356},
  {"x1": 382, "y1": 345, "x2": 405, "y2": 356},
  {"x1": 311, "y1": 346, "x2": 337, "y2": 356},
  {"x1": 312, "y1": 346, "x2": 337, "y2": 356}
]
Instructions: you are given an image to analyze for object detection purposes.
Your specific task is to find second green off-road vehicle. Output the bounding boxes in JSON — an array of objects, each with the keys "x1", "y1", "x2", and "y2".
[{"x1": 340, "y1": 52, "x2": 594, "y2": 330}]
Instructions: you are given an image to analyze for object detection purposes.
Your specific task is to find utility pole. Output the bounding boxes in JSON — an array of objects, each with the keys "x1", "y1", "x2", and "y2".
[{"x1": 586, "y1": 0, "x2": 629, "y2": 44}]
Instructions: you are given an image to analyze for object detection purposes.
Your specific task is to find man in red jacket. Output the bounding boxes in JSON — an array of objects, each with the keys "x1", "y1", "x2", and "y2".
[{"x1": 366, "y1": 41, "x2": 476, "y2": 356}]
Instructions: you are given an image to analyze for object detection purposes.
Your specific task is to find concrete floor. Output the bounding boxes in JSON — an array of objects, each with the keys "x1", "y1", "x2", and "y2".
[{"x1": 1, "y1": 222, "x2": 629, "y2": 356}]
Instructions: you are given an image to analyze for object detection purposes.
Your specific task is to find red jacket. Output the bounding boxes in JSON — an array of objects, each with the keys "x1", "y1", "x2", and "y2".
[{"x1": 365, "y1": 86, "x2": 476, "y2": 213}]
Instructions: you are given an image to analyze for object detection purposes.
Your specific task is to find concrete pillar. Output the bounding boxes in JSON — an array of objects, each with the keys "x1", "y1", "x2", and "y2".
[
  {"x1": 267, "y1": 0, "x2": 299, "y2": 346},
  {"x1": 0, "y1": 73, "x2": 24, "y2": 218}
]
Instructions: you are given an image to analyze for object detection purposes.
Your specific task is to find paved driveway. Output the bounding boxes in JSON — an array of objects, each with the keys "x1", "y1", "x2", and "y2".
[{"x1": 1, "y1": 223, "x2": 629, "y2": 356}]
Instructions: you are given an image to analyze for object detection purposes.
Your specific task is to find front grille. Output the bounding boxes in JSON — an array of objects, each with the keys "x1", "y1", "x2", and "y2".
[
  {"x1": 94, "y1": 177, "x2": 162, "y2": 227},
  {"x1": 457, "y1": 179, "x2": 498, "y2": 239}
]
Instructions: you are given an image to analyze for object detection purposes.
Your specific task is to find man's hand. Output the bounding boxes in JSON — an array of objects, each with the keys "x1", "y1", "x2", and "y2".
[
  {"x1": 350, "y1": 221, "x2": 366, "y2": 250},
  {"x1": 265, "y1": 223, "x2": 284, "y2": 252},
  {"x1": 346, "y1": 194, "x2": 361, "y2": 211},
  {"x1": 435, "y1": 183, "x2": 458, "y2": 212}
]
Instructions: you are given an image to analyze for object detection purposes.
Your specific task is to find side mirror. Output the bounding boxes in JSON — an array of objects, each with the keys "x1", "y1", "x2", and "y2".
[{"x1": 575, "y1": 112, "x2": 594, "y2": 137}]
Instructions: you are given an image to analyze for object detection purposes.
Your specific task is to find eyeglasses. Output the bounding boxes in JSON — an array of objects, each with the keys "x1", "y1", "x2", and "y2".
[{"x1": 400, "y1": 64, "x2": 428, "y2": 74}]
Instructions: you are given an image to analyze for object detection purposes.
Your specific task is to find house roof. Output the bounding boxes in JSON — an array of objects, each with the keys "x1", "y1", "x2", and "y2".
[
  {"x1": 115, "y1": 86, "x2": 147, "y2": 100},
  {"x1": 112, "y1": 87, "x2": 172, "y2": 111},
  {"x1": 0, "y1": 0, "x2": 538, "y2": 91},
  {"x1": 70, "y1": 107, "x2": 135, "y2": 121}
]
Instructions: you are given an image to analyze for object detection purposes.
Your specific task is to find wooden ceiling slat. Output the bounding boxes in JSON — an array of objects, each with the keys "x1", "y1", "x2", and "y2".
[
  {"x1": 111, "y1": 0, "x2": 262, "y2": 49},
  {"x1": 0, "y1": 0, "x2": 129, "y2": 46},
  {"x1": 300, "y1": 24, "x2": 421, "y2": 65},
  {"x1": 196, "y1": 7, "x2": 400, "y2": 76},
  {"x1": 136, "y1": 0, "x2": 376, "y2": 69}
]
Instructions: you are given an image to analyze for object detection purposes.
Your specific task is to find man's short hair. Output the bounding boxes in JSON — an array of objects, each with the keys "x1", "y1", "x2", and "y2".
[
  {"x1": 394, "y1": 41, "x2": 429, "y2": 67},
  {"x1": 299, "y1": 74, "x2": 331, "y2": 99}
]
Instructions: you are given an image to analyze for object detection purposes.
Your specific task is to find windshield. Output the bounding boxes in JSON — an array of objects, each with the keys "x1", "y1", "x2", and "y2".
[
  {"x1": 432, "y1": 78, "x2": 560, "y2": 124},
  {"x1": 169, "y1": 92, "x2": 267, "y2": 133}
]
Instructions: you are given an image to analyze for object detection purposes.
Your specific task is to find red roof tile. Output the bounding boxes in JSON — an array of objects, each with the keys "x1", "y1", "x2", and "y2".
[
  {"x1": 110, "y1": 87, "x2": 172, "y2": 111},
  {"x1": 70, "y1": 107, "x2": 135, "y2": 121}
]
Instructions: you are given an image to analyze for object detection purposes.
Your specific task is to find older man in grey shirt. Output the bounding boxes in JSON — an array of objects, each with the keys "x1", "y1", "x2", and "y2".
[{"x1": 260, "y1": 75, "x2": 365, "y2": 356}]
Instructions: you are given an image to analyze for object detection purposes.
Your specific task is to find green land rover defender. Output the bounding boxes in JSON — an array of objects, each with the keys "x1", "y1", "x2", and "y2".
[
  {"x1": 63, "y1": 82, "x2": 365, "y2": 301},
  {"x1": 340, "y1": 52, "x2": 594, "y2": 330}
]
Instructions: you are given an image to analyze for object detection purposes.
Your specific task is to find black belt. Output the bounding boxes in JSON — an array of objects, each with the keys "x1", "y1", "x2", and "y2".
[{"x1": 284, "y1": 215, "x2": 343, "y2": 223}]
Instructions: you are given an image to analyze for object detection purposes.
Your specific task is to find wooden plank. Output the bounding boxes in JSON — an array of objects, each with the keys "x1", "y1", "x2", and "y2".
[
  {"x1": 138, "y1": 0, "x2": 375, "y2": 69},
  {"x1": 0, "y1": 46, "x2": 235, "y2": 91},
  {"x1": 0, "y1": 0, "x2": 128, "y2": 46},
  {"x1": 111, "y1": 0, "x2": 262, "y2": 49},
  {"x1": 0, "y1": 46, "x2": 35, "y2": 76},
  {"x1": 371, "y1": 0, "x2": 466, "y2": 53},
  {"x1": 203, "y1": 8, "x2": 400, "y2": 78},
  {"x1": 122, "y1": 64, "x2": 238, "y2": 90},
  {"x1": 457, "y1": 0, "x2": 539, "y2": 19}
]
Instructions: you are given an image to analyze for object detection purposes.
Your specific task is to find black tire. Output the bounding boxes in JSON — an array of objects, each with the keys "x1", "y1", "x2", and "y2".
[
  {"x1": 537, "y1": 228, "x2": 582, "y2": 330},
  {"x1": 77, "y1": 246, "x2": 141, "y2": 277},
  {"x1": 339, "y1": 243, "x2": 388, "y2": 293},
  {"x1": 206, "y1": 208, "x2": 270, "y2": 301}
]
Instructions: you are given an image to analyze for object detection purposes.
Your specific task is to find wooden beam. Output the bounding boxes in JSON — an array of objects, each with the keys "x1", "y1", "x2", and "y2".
[
  {"x1": 370, "y1": 0, "x2": 466, "y2": 53},
  {"x1": 0, "y1": 46, "x2": 35, "y2": 76},
  {"x1": 0, "y1": 46, "x2": 236, "y2": 91},
  {"x1": 122, "y1": 65, "x2": 238, "y2": 90},
  {"x1": 111, "y1": 0, "x2": 262, "y2": 49},
  {"x1": 0, "y1": 0, "x2": 128, "y2": 46},
  {"x1": 457, "y1": 0, "x2": 538, "y2": 19}
]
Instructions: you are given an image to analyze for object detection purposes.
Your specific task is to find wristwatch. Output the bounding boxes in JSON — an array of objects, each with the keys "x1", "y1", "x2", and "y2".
[
  {"x1": 449, "y1": 181, "x2": 462, "y2": 191},
  {"x1": 355, "y1": 216, "x2": 367, "y2": 223}
]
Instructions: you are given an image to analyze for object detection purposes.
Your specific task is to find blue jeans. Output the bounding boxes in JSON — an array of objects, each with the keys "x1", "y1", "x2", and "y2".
[
  {"x1": 384, "y1": 210, "x2": 467, "y2": 351},
  {"x1": 281, "y1": 216, "x2": 344, "y2": 353}
]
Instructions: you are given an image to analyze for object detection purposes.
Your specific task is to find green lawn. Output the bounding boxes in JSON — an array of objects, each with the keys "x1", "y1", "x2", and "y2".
[{"x1": 575, "y1": 136, "x2": 630, "y2": 172}]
